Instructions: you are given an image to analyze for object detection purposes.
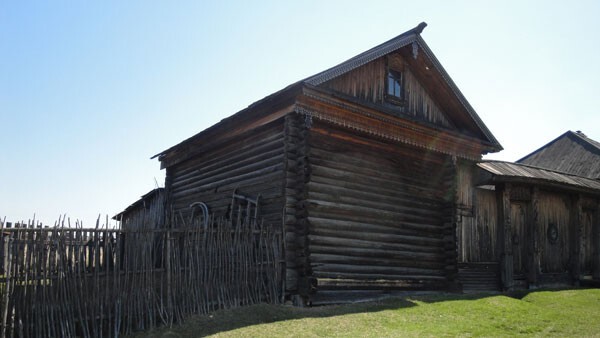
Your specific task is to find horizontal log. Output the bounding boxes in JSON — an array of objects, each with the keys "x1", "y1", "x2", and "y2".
[
  {"x1": 309, "y1": 147, "x2": 451, "y2": 188},
  {"x1": 308, "y1": 191, "x2": 443, "y2": 224},
  {"x1": 315, "y1": 277, "x2": 447, "y2": 289},
  {"x1": 308, "y1": 210, "x2": 442, "y2": 235},
  {"x1": 307, "y1": 198, "x2": 443, "y2": 226},
  {"x1": 171, "y1": 164, "x2": 285, "y2": 198},
  {"x1": 308, "y1": 244, "x2": 444, "y2": 262},
  {"x1": 308, "y1": 216, "x2": 442, "y2": 238},
  {"x1": 311, "y1": 270, "x2": 447, "y2": 281},
  {"x1": 309, "y1": 226, "x2": 443, "y2": 247},
  {"x1": 171, "y1": 183, "x2": 284, "y2": 209},
  {"x1": 311, "y1": 263, "x2": 445, "y2": 277},
  {"x1": 308, "y1": 180, "x2": 444, "y2": 215},
  {"x1": 171, "y1": 155, "x2": 284, "y2": 193},
  {"x1": 170, "y1": 126, "x2": 284, "y2": 177},
  {"x1": 308, "y1": 234, "x2": 443, "y2": 254},
  {"x1": 172, "y1": 146, "x2": 284, "y2": 188},
  {"x1": 309, "y1": 253, "x2": 445, "y2": 270},
  {"x1": 310, "y1": 163, "x2": 448, "y2": 201},
  {"x1": 309, "y1": 130, "x2": 449, "y2": 166}
]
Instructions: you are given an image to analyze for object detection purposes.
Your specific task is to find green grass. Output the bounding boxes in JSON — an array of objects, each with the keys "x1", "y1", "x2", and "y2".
[{"x1": 132, "y1": 288, "x2": 600, "y2": 337}]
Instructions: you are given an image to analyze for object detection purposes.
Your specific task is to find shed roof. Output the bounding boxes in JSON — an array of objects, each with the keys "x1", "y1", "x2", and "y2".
[
  {"x1": 478, "y1": 160, "x2": 600, "y2": 194},
  {"x1": 517, "y1": 130, "x2": 600, "y2": 180},
  {"x1": 113, "y1": 188, "x2": 165, "y2": 220}
]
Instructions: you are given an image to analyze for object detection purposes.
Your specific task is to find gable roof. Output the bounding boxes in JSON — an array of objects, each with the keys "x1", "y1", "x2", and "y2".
[
  {"x1": 478, "y1": 160, "x2": 600, "y2": 194},
  {"x1": 154, "y1": 22, "x2": 502, "y2": 164},
  {"x1": 304, "y1": 22, "x2": 501, "y2": 150},
  {"x1": 517, "y1": 130, "x2": 600, "y2": 180}
]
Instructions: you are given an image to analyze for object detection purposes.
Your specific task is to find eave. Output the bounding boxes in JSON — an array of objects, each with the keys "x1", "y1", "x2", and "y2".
[
  {"x1": 154, "y1": 83, "x2": 302, "y2": 169},
  {"x1": 478, "y1": 161, "x2": 600, "y2": 196}
]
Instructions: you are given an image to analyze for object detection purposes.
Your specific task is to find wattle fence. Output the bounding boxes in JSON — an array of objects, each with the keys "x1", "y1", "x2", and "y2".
[{"x1": 0, "y1": 217, "x2": 284, "y2": 337}]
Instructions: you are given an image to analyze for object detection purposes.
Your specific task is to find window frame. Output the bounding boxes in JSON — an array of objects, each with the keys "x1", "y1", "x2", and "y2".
[{"x1": 384, "y1": 69, "x2": 406, "y2": 106}]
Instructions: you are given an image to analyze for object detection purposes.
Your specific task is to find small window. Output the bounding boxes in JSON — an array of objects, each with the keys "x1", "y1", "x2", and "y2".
[{"x1": 386, "y1": 70, "x2": 405, "y2": 105}]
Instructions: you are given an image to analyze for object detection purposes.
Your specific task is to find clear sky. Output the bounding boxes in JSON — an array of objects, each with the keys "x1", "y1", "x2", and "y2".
[{"x1": 2, "y1": 1, "x2": 599, "y2": 226}]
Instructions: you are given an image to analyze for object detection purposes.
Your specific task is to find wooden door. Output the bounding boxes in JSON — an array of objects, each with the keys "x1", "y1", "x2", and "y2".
[
  {"x1": 582, "y1": 210, "x2": 594, "y2": 275},
  {"x1": 511, "y1": 203, "x2": 528, "y2": 276}
]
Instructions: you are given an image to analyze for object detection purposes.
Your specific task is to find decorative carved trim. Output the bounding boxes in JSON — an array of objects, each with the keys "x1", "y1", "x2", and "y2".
[
  {"x1": 412, "y1": 41, "x2": 419, "y2": 59},
  {"x1": 294, "y1": 104, "x2": 481, "y2": 161},
  {"x1": 547, "y1": 223, "x2": 559, "y2": 244},
  {"x1": 304, "y1": 110, "x2": 313, "y2": 129}
]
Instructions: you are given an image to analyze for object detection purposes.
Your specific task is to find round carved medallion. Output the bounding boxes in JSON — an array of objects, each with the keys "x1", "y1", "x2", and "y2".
[{"x1": 547, "y1": 223, "x2": 559, "y2": 244}]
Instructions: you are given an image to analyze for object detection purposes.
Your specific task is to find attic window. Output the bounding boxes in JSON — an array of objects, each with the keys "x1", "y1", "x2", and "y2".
[{"x1": 385, "y1": 69, "x2": 405, "y2": 105}]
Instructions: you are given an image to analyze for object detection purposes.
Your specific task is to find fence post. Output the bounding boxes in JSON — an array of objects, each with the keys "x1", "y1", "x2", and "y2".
[
  {"x1": 2, "y1": 235, "x2": 13, "y2": 338},
  {"x1": 165, "y1": 230, "x2": 172, "y2": 326}
]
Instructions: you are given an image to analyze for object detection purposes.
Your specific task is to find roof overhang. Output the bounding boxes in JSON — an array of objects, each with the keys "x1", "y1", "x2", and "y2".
[{"x1": 478, "y1": 161, "x2": 600, "y2": 195}]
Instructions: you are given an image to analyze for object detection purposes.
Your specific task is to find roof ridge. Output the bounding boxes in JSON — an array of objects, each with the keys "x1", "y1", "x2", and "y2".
[
  {"x1": 570, "y1": 130, "x2": 600, "y2": 151},
  {"x1": 303, "y1": 23, "x2": 425, "y2": 86}
]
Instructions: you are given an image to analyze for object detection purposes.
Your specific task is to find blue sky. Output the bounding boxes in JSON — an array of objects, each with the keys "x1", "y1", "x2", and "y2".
[{"x1": 2, "y1": 1, "x2": 599, "y2": 226}]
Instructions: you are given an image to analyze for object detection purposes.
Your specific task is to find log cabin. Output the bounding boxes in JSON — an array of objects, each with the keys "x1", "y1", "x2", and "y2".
[{"x1": 152, "y1": 22, "x2": 512, "y2": 304}]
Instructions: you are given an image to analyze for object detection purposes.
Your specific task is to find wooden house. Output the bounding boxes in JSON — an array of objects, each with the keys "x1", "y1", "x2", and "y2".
[
  {"x1": 517, "y1": 130, "x2": 600, "y2": 180},
  {"x1": 153, "y1": 22, "x2": 505, "y2": 303},
  {"x1": 458, "y1": 161, "x2": 600, "y2": 291}
]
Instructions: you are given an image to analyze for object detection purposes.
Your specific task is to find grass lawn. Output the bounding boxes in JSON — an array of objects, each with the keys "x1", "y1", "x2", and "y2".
[{"x1": 131, "y1": 288, "x2": 600, "y2": 337}]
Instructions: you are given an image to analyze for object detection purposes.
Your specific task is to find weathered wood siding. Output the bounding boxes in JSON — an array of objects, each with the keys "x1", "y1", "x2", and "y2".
[
  {"x1": 580, "y1": 198, "x2": 599, "y2": 277},
  {"x1": 304, "y1": 121, "x2": 454, "y2": 292},
  {"x1": 322, "y1": 54, "x2": 451, "y2": 128},
  {"x1": 537, "y1": 190, "x2": 571, "y2": 274},
  {"x1": 165, "y1": 120, "x2": 286, "y2": 227},
  {"x1": 119, "y1": 190, "x2": 165, "y2": 231},
  {"x1": 458, "y1": 187, "x2": 499, "y2": 263},
  {"x1": 582, "y1": 208, "x2": 594, "y2": 275},
  {"x1": 511, "y1": 202, "x2": 529, "y2": 275},
  {"x1": 322, "y1": 58, "x2": 386, "y2": 104},
  {"x1": 455, "y1": 162, "x2": 474, "y2": 210}
]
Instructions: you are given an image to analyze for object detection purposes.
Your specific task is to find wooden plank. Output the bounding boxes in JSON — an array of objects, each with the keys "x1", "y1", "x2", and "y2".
[{"x1": 498, "y1": 183, "x2": 513, "y2": 290}]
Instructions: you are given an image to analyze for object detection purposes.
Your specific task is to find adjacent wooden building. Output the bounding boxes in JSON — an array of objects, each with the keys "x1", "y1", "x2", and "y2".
[
  {"x1": 458, "y1": 161, "x2": 600, "y2": 291},
  {"x1": 152, "y1": 23, "x2": 600, "y2": 303},
  {"x1": 113, "y1": 188, "x2": 166, "y2": 230}
]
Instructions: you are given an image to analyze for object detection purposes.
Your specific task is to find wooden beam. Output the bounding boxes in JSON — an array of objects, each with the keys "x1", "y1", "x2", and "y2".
[
  {"x1": 594, "y1": 203, "x2": 600, "y2": 280},
  {"x1": 528, "y1": 186, "x2": 540, "y2": 286},
  {"x1": 571, "y1": 194, "x2": 583, "y2": 283},
  {"x1": 498, "y1": 183, "x2": 513, "y2": 290}
]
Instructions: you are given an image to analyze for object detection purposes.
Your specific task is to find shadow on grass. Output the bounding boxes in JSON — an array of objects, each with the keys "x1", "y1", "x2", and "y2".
[
  {"x1": 129, "y1": 290, "x2": 503, "y2": 337},
  {"x1": 131, "y1": 287, "x2": 597, "y2": 337}
]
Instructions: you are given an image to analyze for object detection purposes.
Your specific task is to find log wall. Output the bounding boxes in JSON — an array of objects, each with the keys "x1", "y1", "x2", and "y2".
[
  {"x1": 303, "y1": 121, "x2": 455, "y2": 295},
  {"x1": 165, "y1": 120, "x2": 286, "y2": 228}
]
